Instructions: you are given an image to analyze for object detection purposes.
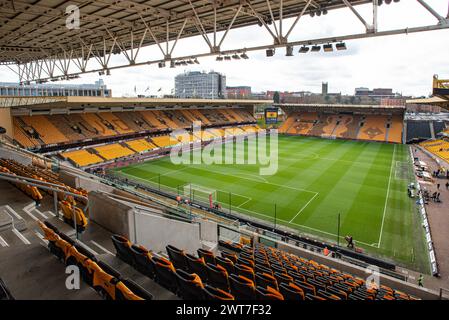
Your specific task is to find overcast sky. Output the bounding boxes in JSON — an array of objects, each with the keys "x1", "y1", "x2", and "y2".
[{"x1": 1, "y1": 0, "x2": 448, "y2": 97}]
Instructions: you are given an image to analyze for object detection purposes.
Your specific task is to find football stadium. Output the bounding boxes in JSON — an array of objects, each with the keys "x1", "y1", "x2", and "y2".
[{"x1": 1, "y1": 0, "x2": 449, "y2": 307}]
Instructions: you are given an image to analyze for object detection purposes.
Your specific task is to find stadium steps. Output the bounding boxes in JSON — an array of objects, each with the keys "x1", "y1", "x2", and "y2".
[
  {"x1": 385, "y1": 124, "x2": 390, "y2": 142},
  {"x1": 0, "y1": 205, "x2": 27, "y2": 232}
]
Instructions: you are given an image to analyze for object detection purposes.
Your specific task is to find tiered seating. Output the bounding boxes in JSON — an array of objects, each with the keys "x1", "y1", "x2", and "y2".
[
  {"x1": 357, "y1": 115, "x2": 388, "y2": 142},
  {"x1": 420, "y1": 139, "x2": 449, "y2": 162},
  {"x1": 308, "y1": 114, "x2": 337, "y2": 137},
  {"x1": 125, "y1": 139, "x2": 157, "y2": 153},
  {"x1": 62, "y1": 149, "x2": 103, "y2": 167},
  {"x1": 287, "y1": 112, "x2": 318, "y2": 135},
  {"x1": 0, "y1": 165, "x2": 43, "y2": 202},
  {"x1": 338, "y1": 115, "x2": 362, "y2": 140},
  {"x1": 37, "y1": 223, "x2": 152, "y2": 300},
  {"x1": 94, "y1": 143, "x2": 135, "y2": 160},
  {"x1": 150, "y1": 135, "x2": 179, "y2": 148},
  {"x1": 0, "y1": 158, "x2": 87, "y2": 205},
  {"x1": 19, "y1": 115, "x2": 69, "y2": 145},
  {"x1": 387, "y1": 115, "x2": 403, "y2": 143},
  {"x1": 97, "y1": 113, "x2": 134, "y2": 135},
  {"x1": 80, "y1": 113, "x2": 117, "y2": 137},
  {"x1": 110, "y1": 235, "x2": 418, "y2": 301}
]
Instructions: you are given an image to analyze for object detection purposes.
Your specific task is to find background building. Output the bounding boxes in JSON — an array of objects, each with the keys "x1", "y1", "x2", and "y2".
[
  {"x1": 226, "y1": 86, "x2": 251, "y2": 99},
  {"x1": 0, "y1": 79, "x2": 111, "y2": 97},
  {"x1": 175, "y1": 71, "x2": 226, "y2": 99}
]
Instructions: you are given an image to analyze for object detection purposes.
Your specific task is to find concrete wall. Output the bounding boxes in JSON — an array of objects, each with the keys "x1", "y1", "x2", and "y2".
[
  {"x1": 0, "y1": 108, "x2": 13, "y2": 138},
  {"x1": 0, "y1": 146, "x2": 32, "y2": 165},
  {"x1": 59, "y1": 170, "x2": 114, "y2": 193},
  {"x1": 134, "y1": 211, "x2": 202, "y2": 254},
  {"x1": 88, "y1": 191, "x2": 133, "y2": 237}
]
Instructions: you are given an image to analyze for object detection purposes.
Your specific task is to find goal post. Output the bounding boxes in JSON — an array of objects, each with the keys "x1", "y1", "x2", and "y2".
[{"x1": 182, "y1": 183, "x2": 217, "y2": 204}]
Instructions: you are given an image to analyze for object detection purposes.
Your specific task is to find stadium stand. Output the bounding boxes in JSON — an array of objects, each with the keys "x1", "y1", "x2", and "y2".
[
  {"x1": 12, "y1": 108, "x2": 256, "y2": 150},
  {"x1": 387, "y1": 115, "x2": 404, "y2": 143},
  {"x1": 125, "y1": 139, "x2": 157, "y2": 153},
  {"x1": 420, "y1": 139, "x2": 449, "y2": 162},
  {"x1": 94, "y1": 144, "x2": 135, "y2": 161},
  {"x1": 62, "y1": 149, "x2": 104, "y2": 167},
  {"x1": 108, "y1": 235, "x2": 419, "y2": 301},
  {"x1": 357, "y1": 115, "x2": 387, "y2": 142}
]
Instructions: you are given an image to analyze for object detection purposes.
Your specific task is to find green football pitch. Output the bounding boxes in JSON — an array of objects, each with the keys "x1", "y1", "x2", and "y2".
[{"x1": 113, "y1": 135, "x2": 429, "y2": 273}]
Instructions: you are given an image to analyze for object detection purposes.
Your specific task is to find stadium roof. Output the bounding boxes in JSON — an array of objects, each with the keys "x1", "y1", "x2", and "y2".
[
  {"x1": 2, "y1": 1, "x2": 448, "y2": 83},
  {"x1": 0, "y1": 95, "x2": 272, "y2": 109},
  {"x1": 276, "y1": 103, "x2": 405, "y2": 110},
  {"x1": 0, "y1": 0, "x2": 371, "y2": 65}
]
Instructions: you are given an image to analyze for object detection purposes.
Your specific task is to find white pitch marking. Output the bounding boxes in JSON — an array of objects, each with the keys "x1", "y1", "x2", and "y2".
[
  {"x1": 289, "y1": 192, "x2": 319, "y2": 223},
  {"x1": 378, "y1": 144, "x2": 395, "y2": 248}
]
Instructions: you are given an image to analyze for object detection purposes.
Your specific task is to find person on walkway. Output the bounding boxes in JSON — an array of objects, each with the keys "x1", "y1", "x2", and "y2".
[
  {"x1": 418, "y1": 274, "x2": 424, "y2": 287},
  {"x1": 437, "y1": 183, "x2": 440, "y2": 190},
  {"x1": 446, "y1": 181, "x2": 449, "y2": 190}
]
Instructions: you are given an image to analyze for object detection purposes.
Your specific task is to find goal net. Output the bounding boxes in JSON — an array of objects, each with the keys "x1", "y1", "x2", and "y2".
[{"x1": 183, "y1": 183, "x2": 217, "y2": 204}]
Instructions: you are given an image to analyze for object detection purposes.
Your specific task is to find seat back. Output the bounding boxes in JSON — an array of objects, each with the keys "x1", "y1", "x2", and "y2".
[
  {"x1": 120, "y1": 279, "x2": 153, "y2": 300},
  {"x1": 255, "y1": 286, "x2": 284, "y2": 300},
  {"x1": 166, "y1": 245, "x2": 188, "y2": 271},
  {"x1": 229, "y1": 274, "x2": 256, "y2": 300},
  {"x1": 175, "y1": 269, "x2": 205, "y2": 300},
  {"x1": 130, "y1": 244, "x2": 154, "y2": 279},
  {"x1": 215, "y1": 256, "x2": 235, "y2": 275},
  {"x1": 203, "y1": 285, "x2": 234, "y2": 300},
  {"x1": 151, "y1": 256, "x2": 177, "y2": 292},
  {"x1": 111, "y1": 235, "x2": 133, "y2": 265},
  {"x1": 255, "y1": 272, "x2": 278, "y2": 290},
  {"x1": 197, "y1": 248, "x2": 216, "y2": 265},
  {"x1": 186, "y1": 253, "x2": 208, "y2": 281},
  {"x1": 234, "y1": 264, "x2": 255, "y2": 282},
  {"x1": 279, "y1": 283, "x2": 305, "y2": 300},
  {"x1": 205, "y1": 263, "x2": 229, "y2": 291}
]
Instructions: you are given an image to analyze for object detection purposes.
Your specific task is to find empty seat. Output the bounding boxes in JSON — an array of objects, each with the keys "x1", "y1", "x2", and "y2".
[
  {"x1": 175, "y1": 269, "x2": 205, "y2": 300},
  {"x1": 111, "y1": 235, "x2": 134, "y2": 265},
  {"x1": 151, "y1": 256, "x2": 177, "y2": 292},
  {"x1": 279, "y1": 283, "x2": 305, "y2": 300},
  {"x1": 229, "y1": 274, "x2": 256, "y2": 300},
  {"x1": 221, "y1": 251, "x2": 238, "y2": 264},
  {"x1": 256, "y1": 286, "x2": 284, "y2": 300},
  {"x1": 205, "y1": 263, "x2": 229, "y2": 291},
  {"x1": 166, "y1": 245, "x2": 188, "y2": 271},
  {"x1": 117, "y1": 279, "x2": 153, "y2": 300},
  {"x1": 255, "y1": 272, "x2": 278, "y2": 290},
  {"x1": 197, "y1": 248, "x2": 216, "y2": 265},
  {"x1": 186, "y1": 253, "x2": 208, "y2": 281},
  {"x1": 215, "y1": 256, "x2": 235, "y2": 275},
  {"x1": 274, "y1": 272, "x2": 294, "y2": 286},
  {"x1": 234, "y1": 264, "x2": 255, "y2": 282},
  {"x1": 203, "y1": 285, "x2": 234, "y2": 300},
  {"x1": 130, "y1": 244, "x2": 155, "y2": 279},
  {"x1": 255, "y1": 264, "x2": 273, "y2": 275}
]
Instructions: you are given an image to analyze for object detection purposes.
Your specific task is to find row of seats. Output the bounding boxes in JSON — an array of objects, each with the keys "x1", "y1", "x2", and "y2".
[
  {"x1": 110, "y1": 235, "x2": 416, "y2": 300},
  {"x1": 13, "y1": 109, "x2": 257, "y2": 149},
  {"x1": 0, "y1": 158, "x2": 87, "y2": 206},
  {"x1": 280, "y1": 112, "x2": 403, "y2": 143},
  {"x1": 59, "y1": 200, "x2": 88, "y2": 232},
  {"x1": 0, "y1": 165, "x2": 43, "y2": 202},
  {"x1": 420, "y1": 139, "x2": 449, "y2": 162},
  {"x1": 60, "y1": 125, "x2": 263, "y2": 167},
  {"x1": 37, "y1": 221, "x2": 152, "y2": 300}
]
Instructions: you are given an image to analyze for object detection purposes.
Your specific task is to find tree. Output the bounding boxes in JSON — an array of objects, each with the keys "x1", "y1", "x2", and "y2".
[{"x1": 273, "y1": 91, "x2": 280, "y2": 104}]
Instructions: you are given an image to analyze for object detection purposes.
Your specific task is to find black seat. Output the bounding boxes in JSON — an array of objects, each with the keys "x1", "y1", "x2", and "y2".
[
  {"x1": 234, "y1": 264, "x2": 255, "y2": 282},
  {"x1": 255, "y1": 286, "x2": 284, "y2": 300},
  {"x1": 0, "y1": 278, "x2": 14, "y2": 300},
  {"x1": 150, "y1": 256, "x2": 177, "y2": 292},
  {"x1": 111, "y1": 235, "x2": 133, "y2": 265},
  {"x1": 221, "y1": 251, "x2": 238, "y2": 263},
  {"x1": 205, "y1": 263, "x2": 229, "y2": 291},
  {"x1": 130, "y1": 244, "x2": 155, "y2": 279},
  {"x1": 255, "y1": 264, "x2": 272, "y2": 275},
  {"x1": 273, "y1": 272, "x2": 294, "y2": 286},
  {"x1": 215, "y1": 256, "x2": 235, "y2": 276},
  {"x1": 120, "y1": 279, "x2": 153, "y2": 300},
  {"x1": 203, "y1": 285, "x2": 234, "y2": 300},
  {"x1": 255, "y1": 272, "x2": 278, "y2": 290},
  {"x1": 175, "y1": 269, "x2": 205, "y2": 300},
  {"x1": 229, "y1": 274, "x2": 256, "y2": 300},
  {"x1": 43, "y1": 221, "x2": 60, "y2": 235},
  {"x1": 197, "y1": 248, "x2": 215, "y2": 265},
  {"x1": 166, "y1": 245, "x2": 188, "y2": 271},
  {"x1": 186, "y1": 253, "x2": 208, "y2": 281},
  {"x1": 279, "y1": 283, "x2": 305, "y2": 300},
  {"x1": 98, "y1": 261, "x2": 122, "y2": 280}
]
